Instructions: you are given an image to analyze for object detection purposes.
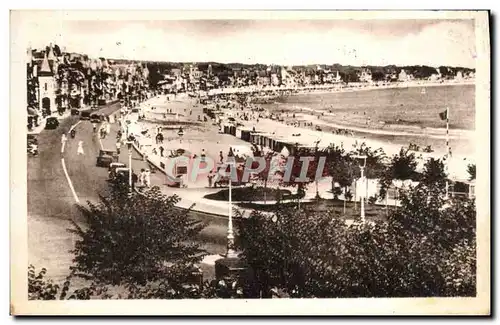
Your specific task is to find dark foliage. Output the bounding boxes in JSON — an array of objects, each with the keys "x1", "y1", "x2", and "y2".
[{"x1": 69, "y1": 182, "x2": 207, "y2": 286}]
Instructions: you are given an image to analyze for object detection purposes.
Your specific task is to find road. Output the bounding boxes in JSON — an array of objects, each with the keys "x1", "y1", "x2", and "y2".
[
  {"x1": 27, "y1": 103, "x2": 121, "y2": 281},
  {"x1": 27, "y1": 102, "x2": 228, "y2": 281}
]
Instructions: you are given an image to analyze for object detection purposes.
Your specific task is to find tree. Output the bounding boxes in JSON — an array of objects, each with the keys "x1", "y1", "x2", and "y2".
[
  {"x1": 379, "y1": 147, "x2": 419, "y2": 198},
  {"x1": 325, "y1": 144, "x2": 355, "y2": 213},
  {"x1": 281, "y1": 146, "x2": 329, "y2": 201},
  {"x1": 467, "y1": 164, "x2": 476, "y2": 181},
  {"x1": 238, "y1": 177, "x2": 476, "y2": 298},
  {"x1": 70, "y1": 182, "x2": 207, "y2": 286},
  {"x1": 420, "y1": 157, "x2": 447, "y2": 192},
  {"x1": 249, "y1": 144, "x2": 284, "y2": 204},
  {"x1": 349, "y1": 142, "x2": 387, "y2": 179},
  {"x1": 53, "y1": 44, "x2": 62, "y2": 57},
  {"x1": 28, "y1": 265, "x2": 246, "y2": 300}
]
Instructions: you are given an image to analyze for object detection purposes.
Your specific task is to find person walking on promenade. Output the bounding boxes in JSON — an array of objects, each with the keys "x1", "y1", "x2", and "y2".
[
  {"x1": 61, "y1": 133, "x2": 67, "y2": 145},
  {"x1": 208, "y1": 173, "x2": 213, "y2": 188},
  {"x1": 116, "y1": 140, "x2": 121, "y2": 155},
  {"x1": 139, "y1": 168, "x2": 145, "y2": 187},
  {"x1": 159, "y1": 146, "x2": 164, "y2": 157},
  {"x1": 92, "y1": 122, "x2": 97, "y2": 134},
  {"x1": 144, "y1": 169, "x2": 151, "y2": 187},
  {"x1": 77, "y1": 141, "x2": 84, "y2": 156}
]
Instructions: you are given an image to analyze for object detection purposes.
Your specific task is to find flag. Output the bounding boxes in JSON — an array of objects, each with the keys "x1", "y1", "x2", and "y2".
[{"x1": 439, "y1": 109, "x2": 448, "y2": 121}]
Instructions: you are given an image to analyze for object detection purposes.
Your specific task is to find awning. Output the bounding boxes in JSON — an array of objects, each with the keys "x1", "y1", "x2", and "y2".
[{"x1": 27, "y1": 107, "x2": 38, "y2": 116}]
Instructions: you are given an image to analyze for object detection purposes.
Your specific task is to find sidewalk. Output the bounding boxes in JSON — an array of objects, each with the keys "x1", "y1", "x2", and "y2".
[{"x1": 100, "y1": 117, "x2": 258, "y2": 218}]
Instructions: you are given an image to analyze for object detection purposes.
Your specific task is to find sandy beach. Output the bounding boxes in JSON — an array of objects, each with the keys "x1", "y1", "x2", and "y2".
[{"x1": 135, "y1": 92, "x2": 475, "y2": 182}]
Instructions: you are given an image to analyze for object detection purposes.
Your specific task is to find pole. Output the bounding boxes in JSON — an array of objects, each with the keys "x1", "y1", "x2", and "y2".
[
  {"x1": 360, "y1": 166, "x2": 365, "y2": 223},
  {"x1": 445, "y1": 106, "x2": 450, "y2": 200},
  {"x1": 128, "y1": 148, "x2": 132, "y2": 194},
  {"x1": 226, "y1": 162, "x2": 236, "y2": 258}
]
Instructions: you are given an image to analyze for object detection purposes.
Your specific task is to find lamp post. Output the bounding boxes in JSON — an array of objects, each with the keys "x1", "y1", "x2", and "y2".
[
  {"x1": 353, "y1": 155, "x2": 367, "y2": 223},
  {"x1": 127, "y1": 134, "x2": 135, "y2": 194},
  {"x1": 314, "y1": 140, "x2": 321, "y2": 199},
  {"x1": 178, "y1": 126, "x2": 184, "y2": 144},
  {"x1": 226, "y1": 147, "x2": 237, "y2": 258}
]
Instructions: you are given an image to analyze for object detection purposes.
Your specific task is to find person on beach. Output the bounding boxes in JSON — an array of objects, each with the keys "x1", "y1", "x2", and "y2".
[
  {"x1": 159, "y1": 146, "x2": 164, "y2": 157},
  {"x1": 77, "y1": 141, "x2": 84, "y2": 155}
]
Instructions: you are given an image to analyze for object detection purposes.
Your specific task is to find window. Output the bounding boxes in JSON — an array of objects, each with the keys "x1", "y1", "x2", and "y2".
[{"x1": 44, "y1": 83, "x2": 47, "y2": 91}]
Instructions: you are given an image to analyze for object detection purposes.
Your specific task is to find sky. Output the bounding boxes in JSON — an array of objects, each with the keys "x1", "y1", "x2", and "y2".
[{"x1": 20, "y1": 17, "x2": 476, "y2": 68}]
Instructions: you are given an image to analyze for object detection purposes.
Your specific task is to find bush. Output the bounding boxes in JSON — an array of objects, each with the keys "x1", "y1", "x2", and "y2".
[
  {"x1": 237, "y1": 181, "x2": 476, "y2": 298},
  {"x1": 70, "y1": 183, "x2": 207, "y2": 286}
]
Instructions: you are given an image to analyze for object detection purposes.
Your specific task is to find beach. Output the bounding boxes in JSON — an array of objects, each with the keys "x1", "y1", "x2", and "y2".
[{"x1": 134, "y1": 84, "x2": 475, "y2": 183}]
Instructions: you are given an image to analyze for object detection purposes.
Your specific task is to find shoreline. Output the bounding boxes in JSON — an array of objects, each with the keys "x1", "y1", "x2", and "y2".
[{"x1": 205, "y1": 79, "x2": 475, "y2": 97}]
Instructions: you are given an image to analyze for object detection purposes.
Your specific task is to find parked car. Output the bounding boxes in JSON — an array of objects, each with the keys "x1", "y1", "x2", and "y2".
[
  {"x1": 96, "y1": 149, "x2": 118, "y2": 167},
  {"x1": 110, "y1": 168, "x2": 138, "y2": 188},
  {"x1": 108, "y1": 162, "x2": 127, "y2": 173},
  {"x1": 109, "y1": 167, "x2": 129, "y2": 181},
  {"x1": 80, "y1": 111, "x2": 91, "y2": 120},
  {"x1": 45, "y1": 117, "x2": 59, "y2": 130},
  {"x1": 108, "y1": 162, "x2": 127, "y2": 179},
  {"x1": 90, "y1": 114, "x2": 101, "y2": 123},
  {"x1": 70, "y1": 109, "x2": 80, "y2": 116}
]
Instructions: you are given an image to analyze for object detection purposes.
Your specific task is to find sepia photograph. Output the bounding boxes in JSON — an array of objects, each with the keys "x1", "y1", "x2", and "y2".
[{"x1": 10, "y1": 9, "x2": 491, "y2": 316}]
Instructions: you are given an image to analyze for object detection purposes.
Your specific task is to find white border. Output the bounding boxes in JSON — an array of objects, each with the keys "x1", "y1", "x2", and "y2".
[{"x1": 7, "y1": 7, "x2": 492, "y2": 318}]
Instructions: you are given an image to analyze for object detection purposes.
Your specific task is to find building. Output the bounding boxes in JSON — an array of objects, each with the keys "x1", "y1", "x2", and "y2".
[
  {"x1": 398, "y1": 69, "x2": 409, "y2": 82},
  {"x1": 170, "y1": 68, "x2": 182, "y2": 77},
  {"x1": 271, "y1": 73, "x2": 280, "y2": 86},
  {"x1": 189, "y1": 64, "x2": 203, "y2": 80},
  {"x1": 37, "y1": 51, "x2": 58, "y2": 114},
  {"x1": 323, "y1": 70, "x2": 342, "y2": 83},
  {"x1": 358, "y1": 69, "x2": 373, "y2": 83}
]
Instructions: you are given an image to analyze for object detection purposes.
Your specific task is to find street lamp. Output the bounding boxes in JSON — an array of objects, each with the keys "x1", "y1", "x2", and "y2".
[
  {"x1": 226, "y1": 147, "x2": 237, "y2": 258},
  {"x1": 178, "y1": 126, "x2": 184, "y2": 144},
  {"x1": 314, "y1": 140, "x2": 321, "y2": 199},
  {"x1": 353, "y1": 155, "x2": 367, "y2": 223},
  {"x1": 127, "y1": 134, "x2": 135, "y2": 194}
]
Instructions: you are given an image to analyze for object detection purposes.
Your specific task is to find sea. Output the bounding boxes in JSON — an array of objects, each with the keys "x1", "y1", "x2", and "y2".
[{"x1": 262, "y1": 84, "x2": 476, "y2": 156}]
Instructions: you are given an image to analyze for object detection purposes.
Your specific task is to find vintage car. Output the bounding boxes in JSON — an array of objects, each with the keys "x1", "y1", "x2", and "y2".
[
  {"x1": 109, "y1": 168, "x2": 138, "y2": 187},
  {"x1": 108, "y1": 162, "x2": 127, "y2": 172},
  {"x1": 80, "y1": 111, "x2": 91, "y2": 120},
  {"x1": 44, "y1": 117, "x2": 60, "y2": 130},
  {"x1": 90, "y1": 114, "x2": 101, "y2": 123},
  {"x1": 70, "y1": 108, "x2": 80, "y2": 116},
  {"x1": 108, "y1": 165, "x2": 128, "y2": 180},
  {"x1": 96, "y1": 149, "x2": 118, "y2": 167}
]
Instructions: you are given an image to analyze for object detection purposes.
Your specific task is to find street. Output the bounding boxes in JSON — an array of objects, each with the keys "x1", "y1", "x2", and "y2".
[
  {"x1": 27, "y1": 103, "x2": 121, "y2": 281},
  {"x1": 27, "y1": 102, "x2": 227, "y2": 281}
]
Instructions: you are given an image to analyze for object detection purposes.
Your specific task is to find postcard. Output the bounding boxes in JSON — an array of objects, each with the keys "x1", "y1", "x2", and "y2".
[{"x1": 10, "y1": 10, "x2": 490, "y2": 316}]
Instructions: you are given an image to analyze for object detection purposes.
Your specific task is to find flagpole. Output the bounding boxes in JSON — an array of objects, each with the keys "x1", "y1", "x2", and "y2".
[{"x1": 445, "y1": 106, "x2": 450, "y2": 200}]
